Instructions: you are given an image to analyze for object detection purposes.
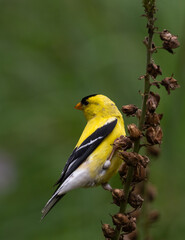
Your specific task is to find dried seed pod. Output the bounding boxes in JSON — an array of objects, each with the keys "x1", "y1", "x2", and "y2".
[
  {"x1": 138, "y1": 155, "x2": 150, "y2": 168},
  {"x1": 147, "y1": 63, "x2": 162, "y2": 78},
  {"x1": 112, "y1": 189, "x2": 125, "y2": 206},
  {"x1": 148, "y1": 210, "x2": 160, "y2": 223},
  {"x1": 160, "y1": 29, "x2": 172, "y2": 41},
  {"x1": 163, "y1": 39, "x2": 180, "y2": 53},
  {"x1": 122, "y1": 104, "x2": 138, "y2": 117},
  {"x1": 122, "y1": 216, "x2": 136, "y2": 233},
  {"x1": 119, "y1": 163, "x2": 128, "y2": 179},
  {"x1": 128, "y1": 192, "x2": 144, "y2": 209},
  {"x1": 132, "y1": 164, "x2": 146, "y2": 183},
  {"x1": 146, "y1": 92, "x2": 160, "y2": 113},
  {"x1": 160, "y1": 29, "x2": 180, "y2": 53},
  {"x1": 145, "y1": 112, "x2": 163, "y2": 127},
  {"x1": 102, "y1": 223, "x2": 115, "y2": 238},
  {"x1": 127, "y1": 124, "x2": 142, "y2": 140},
  {"x1": 112, "y1": 213, "x2": 129, "y2": 227},
  {"x1": 119, "y1": 152, "x2": 138, "y2": 167},
  {"x1": 161, "y1": 76, "x2": 180, "y2": 94},
  {"x1": 146, "y1": 126, "x2": 163, "y2": 145},
  {"x1": 114, "y1": 136, "x2": 133, "y2": 151}
]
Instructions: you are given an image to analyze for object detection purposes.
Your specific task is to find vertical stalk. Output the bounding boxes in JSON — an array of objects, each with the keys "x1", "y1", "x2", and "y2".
[{"x1": 112, "y1": 1, "x2": 155, "y2": 239}]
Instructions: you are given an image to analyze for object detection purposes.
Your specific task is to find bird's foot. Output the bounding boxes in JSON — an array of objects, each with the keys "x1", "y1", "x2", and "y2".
[{"x1": 102, "y1": 182, "x2": 113, "y2": 192}]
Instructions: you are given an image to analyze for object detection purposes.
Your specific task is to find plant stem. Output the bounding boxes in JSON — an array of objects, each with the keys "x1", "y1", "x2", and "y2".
[{"x1": 112, "y1": 1, "x2": 155, "y2": 239}]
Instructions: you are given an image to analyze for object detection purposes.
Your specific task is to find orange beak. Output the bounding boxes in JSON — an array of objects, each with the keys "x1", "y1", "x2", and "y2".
[{"x1": 74, "y1": 102, "x2": 83, "y2": 110}]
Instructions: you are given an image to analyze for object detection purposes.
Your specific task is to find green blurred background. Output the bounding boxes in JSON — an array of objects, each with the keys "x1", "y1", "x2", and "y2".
[{"x1": 0, "y1": 0, "x2": 185, "y2": 239}]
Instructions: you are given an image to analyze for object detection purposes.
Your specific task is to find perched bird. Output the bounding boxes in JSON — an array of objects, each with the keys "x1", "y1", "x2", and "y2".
[{"x1": 41, "y1": 94, "x2": 125, "y2": 219}]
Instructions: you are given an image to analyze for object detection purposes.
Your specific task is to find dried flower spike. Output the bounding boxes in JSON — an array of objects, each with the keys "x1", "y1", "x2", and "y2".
[
  {"x1": 127, "y1": 124, "x2": 142, "y2": 140},
  {"x1": 122, "y1": 104, "x2": 138, "y2": 117},
  {"x1": 161, "y1": 76, "x2": 180, "y2": 94}
]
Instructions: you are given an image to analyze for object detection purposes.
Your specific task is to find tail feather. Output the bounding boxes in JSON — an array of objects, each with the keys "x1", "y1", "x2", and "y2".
[{"x1": 41, "y1": 193, "x2": 65, "y2": 220}]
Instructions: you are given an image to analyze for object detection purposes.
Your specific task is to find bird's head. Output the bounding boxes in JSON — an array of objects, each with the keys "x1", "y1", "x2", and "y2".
[{"x1": 75, "y1": 94, "x2": 122, "y2": 121}]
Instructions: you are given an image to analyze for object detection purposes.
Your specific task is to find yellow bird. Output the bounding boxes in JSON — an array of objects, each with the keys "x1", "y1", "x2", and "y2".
[{"x1": 42, "y1": 94, "x2": 125, "y2": 219}]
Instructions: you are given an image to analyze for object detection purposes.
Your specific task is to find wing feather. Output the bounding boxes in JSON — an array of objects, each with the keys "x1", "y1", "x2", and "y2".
[{"x1": 55, "y1": 118, "x2": 117, "y2": 186}]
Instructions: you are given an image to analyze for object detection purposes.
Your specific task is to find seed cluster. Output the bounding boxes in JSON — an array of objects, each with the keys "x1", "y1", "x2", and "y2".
[{"x1": 101, "y1": 1, "x2": 180, "y2": 239}]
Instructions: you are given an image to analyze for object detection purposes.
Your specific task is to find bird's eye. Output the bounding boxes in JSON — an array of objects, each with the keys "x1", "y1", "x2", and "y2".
[{"x1": 83, "y1": 100, "x2": 89, "y2": 106}]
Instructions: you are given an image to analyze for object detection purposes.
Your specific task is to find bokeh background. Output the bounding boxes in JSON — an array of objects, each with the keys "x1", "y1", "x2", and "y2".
[{"x1": 0, "y1": 0, "x2": 185, "y2": 239}]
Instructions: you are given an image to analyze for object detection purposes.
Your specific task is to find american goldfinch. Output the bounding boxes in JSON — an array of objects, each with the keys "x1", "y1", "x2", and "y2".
[{"x1": 42, "y1": 94, "x2": 125, "y2": 219}]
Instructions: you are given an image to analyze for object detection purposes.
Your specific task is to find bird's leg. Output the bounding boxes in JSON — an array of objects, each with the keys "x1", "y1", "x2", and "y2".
[
  {"x1": 102, "y1": 182, "x2": 113, "y2": 192},
  {"x1": 107, "y1": 145, "x2": 117, "y2": 162},
  {"x1": 102, "y1": 144, "x2": 119, "y2": 191},
  {"x1": 103, "y1": 145, "x2": 117, "y2": 170}
]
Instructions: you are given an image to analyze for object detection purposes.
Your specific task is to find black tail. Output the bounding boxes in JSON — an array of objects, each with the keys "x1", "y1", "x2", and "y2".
[{"x1": 41, "y1": 193, "x2": 65, "y2": 220}]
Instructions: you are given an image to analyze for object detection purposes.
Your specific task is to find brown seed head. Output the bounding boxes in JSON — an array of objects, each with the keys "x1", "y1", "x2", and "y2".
[
  {"x1": 147, "y1": 63, "x2": 162, "y2": 79},
  {"x1": 145, "y1": 112, "x2": 163, "y2": 127},
  {"x1": 163, "y1": 38, "x2": 180, "y2": 53},
  {"x1": 146, "y1": 92, "x2": 160, "y2": 113},
  {"x1": 146, "y1": 126, "x2": 163, "y2": 145},
  {"x1": 127, "y1": 124, "x2": 142, "y2": 140},
  {"x1": 122, "y1": 104, "x2": 138, "y2": 117},
  {"x1": 128, "y1": 192, "x2": 144, "y2": 209},
  {"x1": 160, "y1": 30, "x2": 180, "y2": 53},
  {"x1": 112, "y1": 213, "x2": 130, "y2": 227},
  {"x1": 119, "y1": 152, "x2": 139, "y2": 167},
  {"x1": 160, "y1": 29, "x2": 172, "y2": 41},
  {"x1": 118, "y1": 163, "x2": 128, "y2": 179},
  {"x1": 161, "y1": 76, "x2": 180, "y2": 94},
  {"x1": 112, "y1": 189, "x2": 125, "y2": 206},
  {"x1": 114, "y1": 136, "x2": 133, "y2": 151},
  {"x1": 133, "y1": 165, "x2": 146, "y2": 183},
  {"x1": 138, "y1": 155, "x2": 150, "y2": 168},
  {"x1": 121, "y1": 216, "x2": 136, "y2": 233},
  {"x1": 102, "y1": 223, "x2": 115, "y2": 238}
]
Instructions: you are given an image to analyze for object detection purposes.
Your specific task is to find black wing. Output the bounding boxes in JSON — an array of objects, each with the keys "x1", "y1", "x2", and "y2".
[{"x1": 55, "y1": 118, "x2": 118, "y2": 186}]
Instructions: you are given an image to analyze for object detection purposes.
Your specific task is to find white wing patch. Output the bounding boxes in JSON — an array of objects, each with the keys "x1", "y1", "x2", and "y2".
[{"x1": 77, "y1": 136, "x2": 104, "y2": 151}]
